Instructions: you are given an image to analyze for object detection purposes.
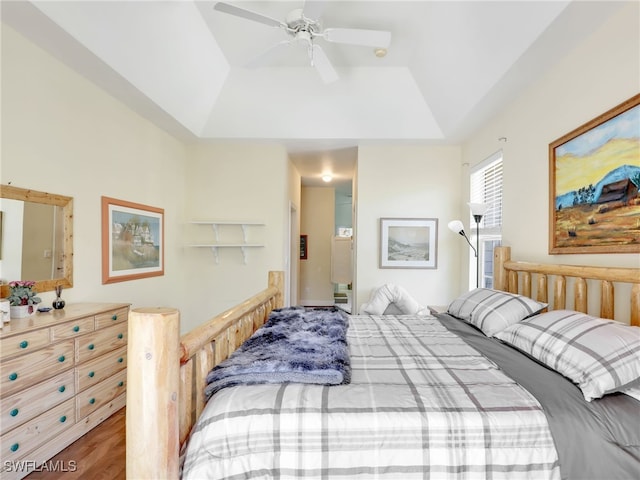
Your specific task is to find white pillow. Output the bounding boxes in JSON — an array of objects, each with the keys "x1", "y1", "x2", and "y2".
[
  {"x1": 447, "y1": 288, "x2": 547, "y2": 336},
  {"x1": 360, "y1": 284, "x2": 428, "y2": 315},
  {"x1": 495, "y1": 310, "x2": 640, "y2": 401}
]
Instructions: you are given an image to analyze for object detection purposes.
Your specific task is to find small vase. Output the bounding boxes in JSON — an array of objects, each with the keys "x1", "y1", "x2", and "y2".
[
  {"x1": 53, "y1": 298, "x2": 65, "y2": 309},
  {"x1": 53, "y1": 285, "x2": 65, "y2": 310},
  {"x1": 10, "y1": 304, "x2": 37, "y2": 319}
]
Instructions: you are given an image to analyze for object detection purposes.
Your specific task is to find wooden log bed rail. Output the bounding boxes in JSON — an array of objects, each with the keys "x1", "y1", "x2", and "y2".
[
  {"x1": 125, "y1": 247, "x2": 639, "y2": 479},
  {"x1": 126, "y1": 271, "x2": 284, "y2": 479}
]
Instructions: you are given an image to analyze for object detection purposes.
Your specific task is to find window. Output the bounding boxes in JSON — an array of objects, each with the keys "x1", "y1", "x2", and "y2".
[{"x1": 470, "y1": 152, "x2": 503, "y2": 289}]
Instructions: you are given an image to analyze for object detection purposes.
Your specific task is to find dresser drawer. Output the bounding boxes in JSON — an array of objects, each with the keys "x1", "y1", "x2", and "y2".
[
  {"x1": 75, "y1": 322, "x2": 127, "y2": 364},
  {"x1": 0, "y1": 370, "x2": 75, "y2": 432},
  {"x1": 1, "y1": 341, "x2": 74, "y2": 397},
  {"x1": 95, "y1": 307, "x2": 129, "y2": 330},
  {"x1": 76, "y1": 369, "x2": 126, "y2": 419},
  {"x1": 51, "y1": 316, "x2": 95, "y2": 341},
  {"x1": 76, "y1": 345, "x2": 127, "y2": 392},
  {"x1": 0, "y1": 398, "x2": 75, "y2": 464},
  {"x1": 0, "y1": 329, "x2": 50, "y2": 361}
]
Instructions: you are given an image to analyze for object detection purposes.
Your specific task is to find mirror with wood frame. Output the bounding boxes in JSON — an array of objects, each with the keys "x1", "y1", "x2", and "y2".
[{"x1": 0, "y1": 185, "x2": 73, "y2": 298}]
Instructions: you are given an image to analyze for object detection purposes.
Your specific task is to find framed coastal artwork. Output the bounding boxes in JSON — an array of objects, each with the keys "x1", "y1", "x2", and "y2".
[
  {"x1": 379, "y1": 218, "x2": 438, "y2": 269},
  {"x1": 549, "y1": 93, "x2": 640, "y2": 254},
  {"x1": 101, "y1": 196, "x2": 164, "y2": 283}
]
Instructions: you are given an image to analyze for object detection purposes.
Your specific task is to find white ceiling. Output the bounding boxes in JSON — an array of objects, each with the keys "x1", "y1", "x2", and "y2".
[{"x1": 1, "y1": 1, "x2": 626, "y2": 186}]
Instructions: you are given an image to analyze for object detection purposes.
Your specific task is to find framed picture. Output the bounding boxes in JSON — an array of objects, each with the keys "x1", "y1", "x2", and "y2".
[
  {"x1": 380, "y1": 218, "x2": 438, "y2": 269},
  {"x1": 300, "y1": 234, "x2": 308, "y2": 260},
  {"x1": 549, "y1": 94, "x2": 640, "y2": 254},
  {"x1": 101, "y1": 196, "x2": 164, "y2": 284}
]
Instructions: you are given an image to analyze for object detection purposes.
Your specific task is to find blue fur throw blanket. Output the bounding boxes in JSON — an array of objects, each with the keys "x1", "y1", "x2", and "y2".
[{"x1": 204, "y1": 307, "x2": 351, "y2": 399}]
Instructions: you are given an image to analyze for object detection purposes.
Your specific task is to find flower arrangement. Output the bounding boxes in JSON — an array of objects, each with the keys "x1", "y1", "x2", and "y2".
[{"x1": 8, "y1": 281, "x2": 42, "y2": 307}]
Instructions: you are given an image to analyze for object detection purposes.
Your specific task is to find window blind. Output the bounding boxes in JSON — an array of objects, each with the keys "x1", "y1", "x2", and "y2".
[{"x1": 471, "y1": 152, "x2": 503, "y2": 232}]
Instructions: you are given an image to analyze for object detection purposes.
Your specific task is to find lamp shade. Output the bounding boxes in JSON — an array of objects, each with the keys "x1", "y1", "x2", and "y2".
[
  {"x1": 447, "y1": 220, "x2": 464, "y2": 234},
  {"x1": 468, "y1": 202, "x2": 490, "y2": 216}
]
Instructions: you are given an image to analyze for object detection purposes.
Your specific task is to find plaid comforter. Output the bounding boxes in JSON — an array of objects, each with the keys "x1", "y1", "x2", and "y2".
[{"x1": 182, "y1": 315, "x2": 560, "y2": 479}]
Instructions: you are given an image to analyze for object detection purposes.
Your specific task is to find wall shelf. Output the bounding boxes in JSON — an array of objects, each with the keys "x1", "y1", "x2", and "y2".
[
  {"x1": 190, "y1": 221, "x2": 264, "y2": 243},
  {"x1": 189, "y1": 222, "x2": 265, "y2": 263}
]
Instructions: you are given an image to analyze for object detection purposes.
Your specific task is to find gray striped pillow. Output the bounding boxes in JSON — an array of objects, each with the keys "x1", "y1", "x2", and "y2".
[
  {"x1": 447, "y1": 288, "x2": 547, "y2": 336},
  {"x1": 495, "y1": 310, "x2": 640, "y2": 401}
]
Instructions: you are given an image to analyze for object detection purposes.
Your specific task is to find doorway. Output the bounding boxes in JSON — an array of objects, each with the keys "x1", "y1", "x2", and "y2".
[
  {"x1": 289, "y1": 147, "x2": 356, "y2": 312},
  {"x1": 287, "y1": 202, "x2": 299, "y2": 307}
]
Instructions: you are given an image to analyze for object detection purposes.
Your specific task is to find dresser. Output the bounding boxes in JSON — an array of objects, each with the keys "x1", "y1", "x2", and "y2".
[{"x1": 0, "y1": 303, "x2": 129, "y2": 479}]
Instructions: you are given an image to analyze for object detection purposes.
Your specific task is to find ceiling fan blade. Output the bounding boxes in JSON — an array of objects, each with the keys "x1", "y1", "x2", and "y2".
[
  {"x1": 246, "y1": 40, "x2": 292, "y2": 68},
  {"x1": 323, "y1": 28, "x2": 391, "y2": 48},
  {"x1": 213, "y1": 2, "x2": 286, "y2": 29},
  {"x1": 310, "y1": 44, "x2": 338, "y2": 83},
  {"x1": 302, "y1": 0, "x2": 326, "y2": 21}
]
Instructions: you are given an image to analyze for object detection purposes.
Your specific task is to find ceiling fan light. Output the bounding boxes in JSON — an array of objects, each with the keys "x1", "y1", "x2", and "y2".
[{"x1": 296, "y1": 30, "x2": 312, "y2": 46}]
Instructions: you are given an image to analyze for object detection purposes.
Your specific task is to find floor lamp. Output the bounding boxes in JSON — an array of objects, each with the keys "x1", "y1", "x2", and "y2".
[{"x1": 448, "y1": 203, "x2": 490, "y2": 288}]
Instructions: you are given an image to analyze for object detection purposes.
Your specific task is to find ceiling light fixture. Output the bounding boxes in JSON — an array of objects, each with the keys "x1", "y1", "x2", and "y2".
[
  {"x1": 374, "y1": 48, "x2": 387, "y2": 58},
  {"x1": 322, "y1": 174, "x2": 333, "y2": 182}
]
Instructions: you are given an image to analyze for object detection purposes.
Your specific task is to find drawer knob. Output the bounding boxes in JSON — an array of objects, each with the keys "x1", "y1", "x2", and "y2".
[
  {"x1": 73, "y1": 325, "x2": 80, "y2": 332},
  {"x1": 10, "y1": 409, "x2": 19, "y2": 417},
  {"x1": 19, "y1": 340, "x2": 28, "y2": 349},
  {"x1": 89, "y1": 398, "x2": 96, "y2": 404},
  {"x1": 8, "y1": 372, "x2": 18, "y2": 381},
  {"x1": 117, "y1": 357, "x2": 123, "y2": 363},
  {"x1": 58, "y1": 355, "x2": 66, "y2": 363},
  {"x1": 88, "y1": 344, "x2": 95, "y2": 350},
  {"x1": 118, "y1": 381, "x2": 124, "y2": 387},
  {"x1": 60, "y1": 415, "x2": 67, "y2": 423},
  {"x1": 88, "y1": 371, "x2": 95, "y2": 378},
  {"x1": 10, "y1": 443, "x2": 19, "y2": 452},
  {"x1": 118, "y1": 333, "x2": 124, "y2": 339},
  {"x1": 59, "y1": 385, "x2": 66, "y2": 393},
  {"x1": 112, "y1": 314, "x2": 118, "y2": 320}
]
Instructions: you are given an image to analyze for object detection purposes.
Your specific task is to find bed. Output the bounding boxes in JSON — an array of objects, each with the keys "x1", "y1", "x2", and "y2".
[{"x1": 125, "y1": 247, "x2": 640, "y2": 479}]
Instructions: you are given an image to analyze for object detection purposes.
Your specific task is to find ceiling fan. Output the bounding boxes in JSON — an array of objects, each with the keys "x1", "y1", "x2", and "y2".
[{"x1": 213, "y1": 1, "x2": 392, "y2": 83}]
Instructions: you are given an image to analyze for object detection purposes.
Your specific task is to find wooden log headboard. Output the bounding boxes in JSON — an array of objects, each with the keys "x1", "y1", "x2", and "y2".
[{"x1": 494, "y1": 246, "x2": 639, "y2": 326}]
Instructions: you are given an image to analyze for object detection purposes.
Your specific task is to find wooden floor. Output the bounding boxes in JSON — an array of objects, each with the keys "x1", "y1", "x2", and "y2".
[{"x1": 25, "y1": 408, "x2": 125, "y2": 480}]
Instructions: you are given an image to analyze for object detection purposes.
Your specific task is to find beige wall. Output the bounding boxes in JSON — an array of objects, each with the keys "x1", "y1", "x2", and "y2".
[
  {"x1": 355, "y1": 145, "x2": 463, "y2": 313},
  {"x1": 21, "y1": 202, "x2": 54, "y2": 280},
  {"x1": 1, "y1": 25, "x2": 292, "y2": 333},
  {"x1": 1, "y1": 24, "x2": 192, "y2": 325},
  {"x1": 461, "y1": 2, "x2": 639, "y2": 317},
  {"x1": 184, "y1": 143, "x2": 290, "y2": 329},
  {"x1": 287, "y1": 162, "x2": 302, "y2": 306},
  {"x1": 300, "y1": 187, "x2": 335, "y2": 305}
]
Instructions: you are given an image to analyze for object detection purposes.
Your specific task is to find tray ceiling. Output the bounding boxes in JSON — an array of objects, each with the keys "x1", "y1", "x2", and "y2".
[{"x1": 2, "y1": 0, "x2": 625, "y2": 156}]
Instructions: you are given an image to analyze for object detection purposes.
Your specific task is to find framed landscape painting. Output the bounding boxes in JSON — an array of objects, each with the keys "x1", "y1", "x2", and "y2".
[
  {"x1": 380, "y1": 218, "x2": 438, "y2": 269},
  {"x1": 102, "y1": 196, "x2": 164, "y2": 283},
  {"x1": 549, "y1": 93, "x2": 640, "y2": 254}
]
